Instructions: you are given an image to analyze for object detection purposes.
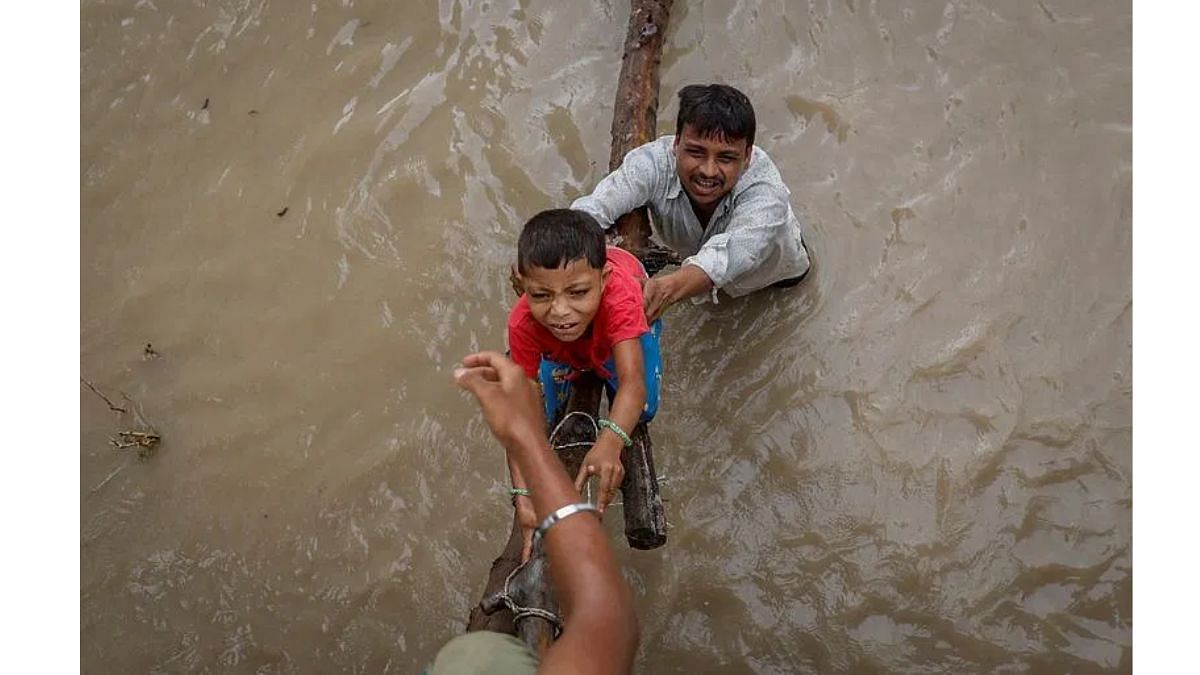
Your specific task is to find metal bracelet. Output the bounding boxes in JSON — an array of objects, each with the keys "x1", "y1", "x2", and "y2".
[{"x1": 531, "y1": 502, "x2": 600, "y2": 550}]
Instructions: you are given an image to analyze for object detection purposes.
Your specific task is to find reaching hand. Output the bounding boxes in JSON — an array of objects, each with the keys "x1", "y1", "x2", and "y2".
[
  {"x1": 574, "y1": 436, "x2": 625, "y2": 515},
  {"x1": 641, "y1": 276, "x2": 673, "y2": 323},
  {"x1": 453, "y1": 351, "x2": 546, "y2": 454}
]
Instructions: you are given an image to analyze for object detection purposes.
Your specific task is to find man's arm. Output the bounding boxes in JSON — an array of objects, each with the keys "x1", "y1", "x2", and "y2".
[
  {"x1": 653, "y1": 182, "x2": 792, "y2": 316},
  {"x1": 641, "y1": 264, "x2": 715, "y2": 322},
  {"x1": 455, "y1": 352, "x2": 639, "y2": 675},
  {"x1": 571, "y1": 143, "x2": 663, "y2": 229}
]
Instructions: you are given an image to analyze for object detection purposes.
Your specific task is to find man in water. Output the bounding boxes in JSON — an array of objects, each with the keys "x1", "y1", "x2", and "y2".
[{"x1": 571, "y1": 83, "x2": 813, "y2": 322}]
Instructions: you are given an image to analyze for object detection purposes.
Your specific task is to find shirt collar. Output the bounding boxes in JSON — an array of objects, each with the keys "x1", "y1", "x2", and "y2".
[{"x1": 666, "y1": 162, "x2": 685, "y2": 200}]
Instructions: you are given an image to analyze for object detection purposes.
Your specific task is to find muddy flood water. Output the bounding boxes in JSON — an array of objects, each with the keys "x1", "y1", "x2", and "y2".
[{"x1": 81, "y1": 1, "x2": 1131, "y2": 672}]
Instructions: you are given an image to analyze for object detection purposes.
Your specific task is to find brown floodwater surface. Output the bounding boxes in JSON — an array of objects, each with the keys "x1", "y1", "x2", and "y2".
[{"x1": 81, "y1": 1, "x2": 1131, "y2": 672}]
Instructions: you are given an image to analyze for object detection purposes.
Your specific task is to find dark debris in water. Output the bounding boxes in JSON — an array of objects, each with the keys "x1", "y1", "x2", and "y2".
[{"x1": 110, "y1": 430, "x2": 161, "y2": 460}]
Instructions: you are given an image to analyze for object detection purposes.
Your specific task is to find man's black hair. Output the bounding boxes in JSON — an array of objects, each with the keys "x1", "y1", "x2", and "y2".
[
  {"x1": 675, "y1": 83, "x2": 756, "y2": 148},
  {"x1": 517, "y1": 209, "x2": 607, "y2": 274}
]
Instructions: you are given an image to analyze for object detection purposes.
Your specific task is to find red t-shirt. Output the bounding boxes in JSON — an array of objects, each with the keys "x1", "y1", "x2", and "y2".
[{"x1": 508, "y1": 246, "x2": 649, "y2": 380}]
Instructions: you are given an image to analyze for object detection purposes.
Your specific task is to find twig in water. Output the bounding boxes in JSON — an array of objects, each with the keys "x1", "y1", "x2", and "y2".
[
  {"x1": 90, "y1": 459, "x2": 130, "y2": 494},
  {"x1": 81, "y1": 378, "x2": 127, "y2": 414},
  {"x1": 111, "y1": 430, "x2": 161, "y2": 460}
]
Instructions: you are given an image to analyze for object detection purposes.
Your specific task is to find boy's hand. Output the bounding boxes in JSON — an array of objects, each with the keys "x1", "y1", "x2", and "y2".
[
  {"x1": 574, "y1": 436, "x2": 625, "y2": 514},
  {"x1": 513, "y1": 495, "x2": 538, "y2": 562}
]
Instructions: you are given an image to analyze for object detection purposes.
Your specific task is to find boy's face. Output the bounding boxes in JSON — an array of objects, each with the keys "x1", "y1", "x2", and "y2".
[
  {"x1": 520, "y1": 258, "x2": 609, "y2": 343},
  {"x1": 673, "y1": 123, "x2": 752, "y2": 209}
]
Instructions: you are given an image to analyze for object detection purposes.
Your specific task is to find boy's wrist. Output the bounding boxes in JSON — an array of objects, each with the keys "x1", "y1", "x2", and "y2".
[{"x1": 594, "y1": 432, "x2": 625, "y2": 457}]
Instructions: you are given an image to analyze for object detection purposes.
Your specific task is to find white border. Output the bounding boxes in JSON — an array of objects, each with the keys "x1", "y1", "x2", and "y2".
[
  {"x1": 1134, "y1": 2, "x2": 1199, "y2": 671},
  {"x1": 2, "y1": 4, "x2": 80, "y2": 672}
]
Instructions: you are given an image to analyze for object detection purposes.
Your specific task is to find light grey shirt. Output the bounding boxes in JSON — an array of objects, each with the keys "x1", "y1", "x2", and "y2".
[{"x1": 571, "y1": 135, "x2": 811, "y2": 299}]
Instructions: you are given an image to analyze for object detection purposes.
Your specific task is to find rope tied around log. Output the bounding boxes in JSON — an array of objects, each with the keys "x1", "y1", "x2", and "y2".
[
  {"x1": 480, "y1": 411, "x2": 601, "y2": 637},
  {"x1": 492, "y1": 559, "x2": 564, "y2": 639}
]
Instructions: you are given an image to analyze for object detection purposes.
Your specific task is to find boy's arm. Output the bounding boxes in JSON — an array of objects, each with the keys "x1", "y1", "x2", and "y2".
[
  {"x1": 506, "y1": 322, "x2": 547, "y2": 560},
  {"x1": 574, "y1": 337, "x2": 646, "y2": 513},
  {"x1": 506, "y1": 439, "x2": 538, "y2": 562}
]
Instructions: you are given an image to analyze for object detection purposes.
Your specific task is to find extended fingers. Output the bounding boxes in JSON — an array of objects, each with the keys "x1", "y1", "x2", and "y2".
[
  {"x1": 453, "y1": 364, "x2": 500, "y2": 390},
  {"x1": 458, "y1": 352, "x2": 531, "y2": 388},
  {"x1": 642, "y1": 286, "x2": 670, "y2": 322},
  {"x1": 461, "y1": 351, "x2": 509, "y2": 370},
  {"x1": 574, "y1": 464, "x2": 595, "y2": 493},
  {"x1": 598, "y1": 464, "x2": 625, "y2": 513}
]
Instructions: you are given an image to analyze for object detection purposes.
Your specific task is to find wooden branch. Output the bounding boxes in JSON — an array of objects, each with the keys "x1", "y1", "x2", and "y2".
[
  {"x1": 466, "y1": 376, "x2": 605, "y2": 651},
  {"x1": 81, "y1": 378, "x2": 127, "y2": 414},
  {"x1": 467, "y1": 0, "x2": 673, "y2": 649},
  {"x1": 608, "y1": 0, "x2": 671, "y2": 550},
  {"x1": 621, "y1": 421, "x2": 668, "y2": 549},
  {"x1": 608, "y1": 0, "x2": 674, "y2": 256}
]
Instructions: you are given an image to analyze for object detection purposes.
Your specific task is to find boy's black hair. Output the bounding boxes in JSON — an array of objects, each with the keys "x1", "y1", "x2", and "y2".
[
  {"x1": 675, "y1": 83, "x2": 756, "y2": 148},
  {"x1": 517, "y1": 209, "x2": 607, "y2": 274}
]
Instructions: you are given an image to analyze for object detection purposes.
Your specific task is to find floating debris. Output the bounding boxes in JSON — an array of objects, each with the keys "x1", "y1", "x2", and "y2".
[
  {"x1": 81, "y1": 378, "x2": 127, "y2": 414},
  {"x1": 110, "y1": 430, "x2": 162, "y2": 460}
]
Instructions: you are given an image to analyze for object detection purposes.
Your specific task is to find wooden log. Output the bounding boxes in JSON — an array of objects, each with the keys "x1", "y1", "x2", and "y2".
[
  {"x1": 466, "y1": 0, "x2": 673, "y2": 649},
  {"x1": 608, "y1": 0, "x2": 674, "y2": 259},
  {"x1": 607, "y1": 0, "x2": 672, "y2": 550},
  {"x1": 465, "y1": 376, "x2": 606, "y2": 652},
  {"x1": 621, "y1": 421, "x2": 668, "y2": 549}
]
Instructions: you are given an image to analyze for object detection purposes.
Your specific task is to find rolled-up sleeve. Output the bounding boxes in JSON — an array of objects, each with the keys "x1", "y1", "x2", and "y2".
[
  {"x1": 570, "y1": 144, "x2": 662, "y2": 229},
  {"x1": 683, "y1": 183, "x2": 791, "y2": 296}
]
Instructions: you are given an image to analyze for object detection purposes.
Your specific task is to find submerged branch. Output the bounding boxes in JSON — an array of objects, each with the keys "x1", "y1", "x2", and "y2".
[{"x1": 81, "y1": 378, "x2": 127, "y2": 414}]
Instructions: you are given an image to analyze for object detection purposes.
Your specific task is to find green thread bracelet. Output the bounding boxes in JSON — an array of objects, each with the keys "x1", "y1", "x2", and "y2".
[
  {"x1": 597, "y1": 418, "x2": 633, "y2": 448},
  {"x1": 509, "y1": 487, "x2": 531, "y2": 506}
]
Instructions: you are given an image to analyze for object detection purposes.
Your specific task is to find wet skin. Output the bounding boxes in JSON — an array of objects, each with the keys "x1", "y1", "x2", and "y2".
[{"x1": 519, "y1": 259, "x2": 610, "y2": 342}]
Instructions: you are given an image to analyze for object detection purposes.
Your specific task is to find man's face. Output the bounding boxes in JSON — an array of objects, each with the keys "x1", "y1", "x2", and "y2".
[
  {"x1": 673, "y1": 124, "x2": 752, "y2": 209},
  {"x1": 520, "y1": 258, "x2": 608, "y2": 343}
]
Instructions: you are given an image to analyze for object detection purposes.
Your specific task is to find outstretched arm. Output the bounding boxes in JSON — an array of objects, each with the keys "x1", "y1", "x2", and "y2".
[
  {"x1": 674, "y1": 182, "x2": 794, "y2": 304},
  {"x1": 641, "y1": 264, "x2": 715, "y2": 322},
  {"x1": 455, "y1": 352, "x2": 639, "y2": 675}
]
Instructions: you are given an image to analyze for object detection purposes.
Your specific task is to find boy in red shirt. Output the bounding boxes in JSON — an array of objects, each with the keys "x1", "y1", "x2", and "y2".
[{"x1": 507, "y1": 209, "x2": 664, "y2": 558}]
